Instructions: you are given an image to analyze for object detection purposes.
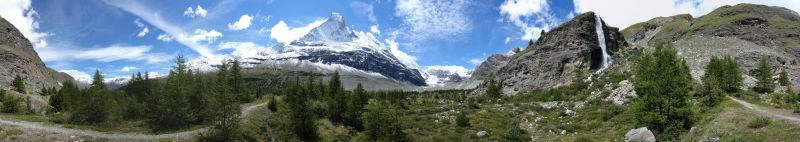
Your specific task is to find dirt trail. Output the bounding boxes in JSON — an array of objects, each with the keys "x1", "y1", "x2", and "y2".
[
  {"x1": 0, "y1": 102, "x2": 267, "y2": 141},
  {"x1": 728, "y1": 96, "x2": 800, "y2": 126}
]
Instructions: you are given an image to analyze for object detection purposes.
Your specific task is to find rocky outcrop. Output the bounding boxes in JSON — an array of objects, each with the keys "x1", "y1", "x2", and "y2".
[
  {"x1": 622, "y1": 3, "x2": 800, "y2": 88},
  {"x1": 0, "y1": 16, "x2": 61, "y2": 93},
  {"x1": 624, "y1": 127, "x2": 656, "y2": 142},
  {"x1": 470, "y1": 54, "x2": 509, "y2": 80},
  {"x1": 483, "y1": 12, "x2": 627, "y2": 95}
]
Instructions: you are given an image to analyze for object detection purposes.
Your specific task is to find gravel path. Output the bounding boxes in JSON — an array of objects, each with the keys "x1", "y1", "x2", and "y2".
[
  {"x1": 0, "y1": 102, "x2": 267, "y2": 141},
  {"x1": 728, "y1": 96, "x2": 800, "y2": 126}
]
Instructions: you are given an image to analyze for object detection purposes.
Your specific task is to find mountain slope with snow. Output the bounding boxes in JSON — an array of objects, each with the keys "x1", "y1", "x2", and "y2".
[{"x1": 240, "y1": 13, "x2": 427, "y2": 86}]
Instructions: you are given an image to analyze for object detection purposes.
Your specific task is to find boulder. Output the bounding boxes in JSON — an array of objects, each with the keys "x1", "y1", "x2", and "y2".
[
  {"x1": 624, "y1": 127, "x2": 656, "y2": 142},
  {"x1": 476, "y1": 131, "x2": 488, "y2": 138}
]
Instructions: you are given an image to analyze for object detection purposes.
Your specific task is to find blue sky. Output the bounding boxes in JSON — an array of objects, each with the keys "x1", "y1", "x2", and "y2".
[{"x1": 2, "y1": 0, "x2": 798, "y2": 82}]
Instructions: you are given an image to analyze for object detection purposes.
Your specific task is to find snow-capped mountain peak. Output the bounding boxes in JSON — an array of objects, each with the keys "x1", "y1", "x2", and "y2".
[
  {"x1": 294, "y1": 12, "x2": 358, "y2": 44},
  {"x1": 236, "y1": 12, "x2": 428, "y2": 86}
]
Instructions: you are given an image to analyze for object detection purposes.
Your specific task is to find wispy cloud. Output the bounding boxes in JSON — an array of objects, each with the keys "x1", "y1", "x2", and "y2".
[
  {"x1": 134, "y1": 19, "x2": 149, "y2": 37},
  {"x1": 104, "y1": 0, "x2": 217, "y2": 57},
  {"x1": 38, "y1": 44, "x2": 171, "y2": 63},
  {"x1": 350, "y1": 1, "x2": 377, "y2": 23},
  {"x1": 120, "y1": 66, "x2": 138, "y2": 72},
  {"x1": 228, "y1": 14, "x2": 253, "y2": 31},
  {"x1": 394, "y1": 0, "x2": 472, "y2": 42}
]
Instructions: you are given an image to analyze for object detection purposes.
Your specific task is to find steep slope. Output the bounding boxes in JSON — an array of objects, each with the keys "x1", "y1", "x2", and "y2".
[
  {"x1": 482, "y1": 12, "x2": 627, "y2": 95},
  {"x1": 242, "y1": 13, "x2": 427, "y2": 87},
  {"x1": 0, "y1": 16, "x2": 61, "y2": 93},
  {"x1": 470, "y1": 54, "x2": 509, "y2": 80},
  {"x1": 623, "y1": 3, "x2": 800, "y2": 88}
]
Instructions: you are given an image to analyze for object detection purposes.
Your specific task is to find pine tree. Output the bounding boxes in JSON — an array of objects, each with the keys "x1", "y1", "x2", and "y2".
[
  {"x1": 328, "y1": 71, "x2": 347, "y2": 122},
  {"x1": 12, "y1": 74, "x2": 25, "y2": 93},
  {"x1": 286, "y1": 77, "x2": 318, "y2": 141},
  {"x1": 754, "y1": 57, "x2": 775, "y2": 93},
  {"x1": 779, "y1": 69, "x2": 790, "y2": 86},
  {"x1": 721, "y1": 55, "x2": 743, "y2": 93},
  {"x1": 364, "y1": 102, "x2": 406, "y2": 142},
  {"x1": 230, "y1": 59, "x2": 247, "y2": 102},
  {"x1": 344, "y1": 83, "x2": 367, "y2": 129},
  {"x1": 631, "y1": 42, "x2": 695, "y2": 141}
]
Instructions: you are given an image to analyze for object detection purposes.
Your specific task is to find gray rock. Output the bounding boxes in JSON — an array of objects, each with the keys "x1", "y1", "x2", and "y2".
[
  {"x1": 624, "y1": 127, "x2": 656, "y2": 142},
  {"x1": 0, "y1": 17, "x2": 63, "y2": 93},
  {"x1": 479, "y1": 12, "x2": 627, "y2": 95},
  {"x1": 476, "y1": 131, "x2": 488, "y2": 138},
  {"x1": 564, "y1": 108, "x2": 576, "y2": 115},
  {"x1": 604, "y1": 80, "x2": 637, "y2": 105},
  {"x1": 471, "y1": 54, "x2": 509, "y2": 80}
]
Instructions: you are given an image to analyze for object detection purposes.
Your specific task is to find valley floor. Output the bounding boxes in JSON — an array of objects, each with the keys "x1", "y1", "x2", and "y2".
[
  {"x1": 0, "y1": 101, "x2": 268, "y2": 141},
  {"x1": 0, "y1": 95, "x2": 799, "y2": 141}
]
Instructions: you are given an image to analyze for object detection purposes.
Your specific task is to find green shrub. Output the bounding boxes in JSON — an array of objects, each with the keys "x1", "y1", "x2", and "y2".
[
  {"x1": 1, "y1": 95, "x2": 21, "y2": 113},
  {"x1": 267, "y1": 97, "x2": 278, "y2": 112},
  {"x1": 747, "y1": 117, "x2": 770, "y2": 128},
  {"x1": 503, "y1": 121, "x2": 526, "y2": 142},
  {"x1": 455, "y1": 111, "x2": 470, "y2": 127}
]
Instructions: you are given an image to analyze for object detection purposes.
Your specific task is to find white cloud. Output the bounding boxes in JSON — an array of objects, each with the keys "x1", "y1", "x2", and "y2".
[
  {"x1": 134, "y1": 19, "x2": 149, "y2": 37},
  {"x1": 105, "y1": 0, "x2": 217, "y2": 57},
  {"x1": 186, "y1": 29, "x2": 223, "y2": 44},
  {"x1": 468, "y1": 58, "x2": 483, "y2": 65},
  {"x1": 120, "y1": 66, "x2": 138, "y2": 72},
  {"x1": 157, "y1": 34, "x2": 173, "y2": 42},
  {"x1": 183, "y1": 5, "x2": 207, "y2": 18},
  {"x1": 499, "y1": 0, "x2": 558, "y2": 41},
  {"x1": 217, "y1": 41, "x2": 274, "y2": 58},
  {"x1": 572, "y1": 0, "x2": 800, "y2": 29},
  {"x1": 0, "y1": 0, "x2": 51, "y2": 48},
  {"x1": 384, "y1": 39, "x2": 418, "y2": 69},
  {"x1": 504, "y1": 37, "x2": 511, "y2": 44},
  {"x1": 228, "y1": 14, "x2": 253, "y2": 31},
  {"x1": 59, "y1": 69, "x2": 92, "y2": 83},
  {"x1": 269, "y1": 20, "x2": 326, "y2": 43},
  {"x1": 370, "y1": 25, "x2": 380, "y2": 34},
  {"x1": 395, "y1": 0, "x2": 472, "y2": 42},
  {"x1": 38, "y1": 44, "x2": 171, "y2": 63},
  {"x1": 137, "y1": 27, "x2": 149, "y2": 37}
]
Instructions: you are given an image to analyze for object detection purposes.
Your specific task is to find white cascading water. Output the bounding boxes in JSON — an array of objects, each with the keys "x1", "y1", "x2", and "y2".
[
  {"x1": 594, "y1": 15, "x2": 612, "y2": 74},
  {"x1": 588, "y1": 15, "x2": 613, "y2": 81}
]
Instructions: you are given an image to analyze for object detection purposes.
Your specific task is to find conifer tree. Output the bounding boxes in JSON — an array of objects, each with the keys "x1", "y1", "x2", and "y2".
[
  {"x1": 12, "y1": 74, "x2": 25, "y2": 93},
  {"x1": 230, "y1": 59, "x2": 247, "y2": 102},
  {"x1": 328, "y1": 71, "x2": 347, "y2": 122},
  {"x1": 779, "y1": 69, "x2": 790, "y2": 86},
  {"x1": 754, "y1": 57, "x2": 775, "y2": 93},
  {"x1": 344, "y1": 83, "x2": 367, "y2": 129},
  {"x1": 631, "y1": 43, "x2": 695, "y2": 140}
]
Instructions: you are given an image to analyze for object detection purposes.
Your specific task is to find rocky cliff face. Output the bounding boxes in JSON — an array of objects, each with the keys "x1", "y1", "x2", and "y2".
[
  {"x1": 0, "y1": 16, "x2": 61, "y2": 93},
  {"x1": 483, "y1": 12, "x2": 627, "y2": 95},
  {"x1": 622, "y1": 3, "x2": 800, "y2": 88},
  {"x1": 470, "y1": 54, "x2": 509, "y2": 80}
]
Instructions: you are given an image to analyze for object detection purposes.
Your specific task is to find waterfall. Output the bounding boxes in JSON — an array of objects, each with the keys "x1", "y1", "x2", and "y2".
[
  {"x1": 587, "y1": 15, "x2": 613, "y2": 81},
  {"x1": 593, "y1": 15, "x2": 612, "y2": 74}
]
